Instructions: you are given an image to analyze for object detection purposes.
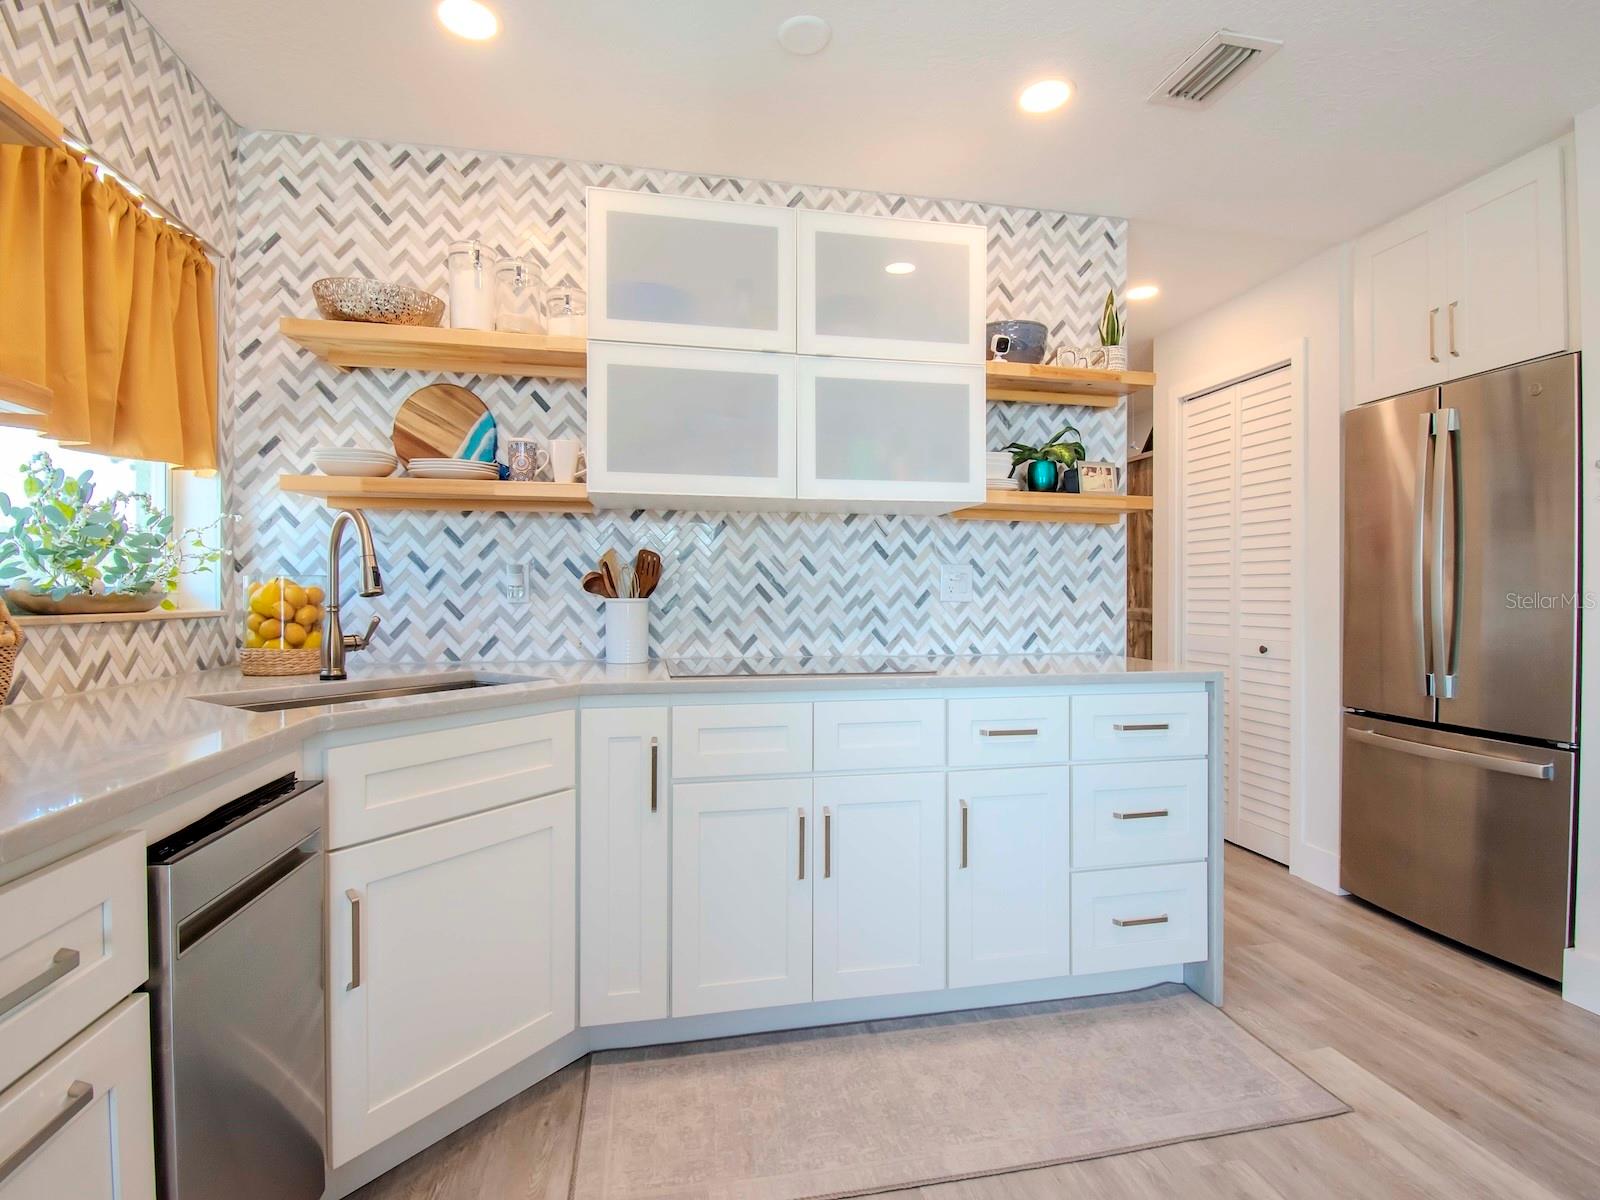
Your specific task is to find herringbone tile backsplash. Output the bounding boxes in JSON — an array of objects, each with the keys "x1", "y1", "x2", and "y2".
[{"x1": 3, "y1": 0, "x2": 1129, "y2": 699}]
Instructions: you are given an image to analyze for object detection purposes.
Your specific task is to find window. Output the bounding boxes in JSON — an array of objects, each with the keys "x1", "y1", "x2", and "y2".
[{"x1": 0, "y1": 428, "x2": 223, "y2": 613}]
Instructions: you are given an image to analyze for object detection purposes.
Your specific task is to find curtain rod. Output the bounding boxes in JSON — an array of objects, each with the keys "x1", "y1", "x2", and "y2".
[{"x1": 63, "y1": 135, "x2": 221, "y2": 259}]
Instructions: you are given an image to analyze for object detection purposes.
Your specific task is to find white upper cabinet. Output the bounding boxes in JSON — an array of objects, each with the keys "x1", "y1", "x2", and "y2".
[
  {"x1": 797, "y1": 357, "x2": 984, "y2": 512},
  {"x1": 586, "y1": 342, "x2": 796, "y2": 508},
  {"x1": 797, "y1": 211, "x2": 986, "y2": 363},
  {"x1": 1353, "y1": 140, "x2": 1569, "y2": 403},
  {"x1": 587, "y1": 189, "x2": 796, "y2": 352}
]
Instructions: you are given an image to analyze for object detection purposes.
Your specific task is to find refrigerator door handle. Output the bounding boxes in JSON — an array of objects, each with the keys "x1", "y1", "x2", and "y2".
[
  {"x1": 1346, "y1": 727, "x2": 1555, "y2": 780},
  {"x1": 1414, "y1": 411, "x2": 1435, "y2": 696},
  {"x1": 1432, "y1": 407, "x2": 1462, "y2": 699}
]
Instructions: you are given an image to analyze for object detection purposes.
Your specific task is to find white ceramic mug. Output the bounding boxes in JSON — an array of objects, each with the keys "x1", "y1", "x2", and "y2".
[{"x1": 550, "y1": 438, "x2": 587, "y2": 483}]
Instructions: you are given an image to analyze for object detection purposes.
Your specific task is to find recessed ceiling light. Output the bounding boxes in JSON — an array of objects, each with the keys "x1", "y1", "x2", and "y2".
[
  {"x1": 777, "y1": 15, "x2": 832, "y2": 56},
  {"x1": 1128, "y1": 284, "x2": 1160, "y2": 301},
  {"x1": 885, "y1": 261, "x2": 916, "y2": 275},
  {"x1": 437, "y1": 0, "x2": 499, "y2": 41},
  {"x1": 1018, "y1": 78, "x2": 1072, "y2": 114}
]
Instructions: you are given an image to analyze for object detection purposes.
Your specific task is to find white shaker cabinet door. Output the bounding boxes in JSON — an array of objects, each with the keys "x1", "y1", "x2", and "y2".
[
  {"x1": 1353, "y1": 203, "x2": 1448, "y2": 404},
  {"x1": 587, "y1": 188, "x2": 795, "y2": 351},
  {"x1": 0, "y1": 996, "x2": 154, "y2": 1200},
  {"x1": 587, "y1": 342, "x2": 797, "y2": 508},
  {"x1": 580, "y1": 707, "x2": 670, "y2": 1026},
  {"x1": 813, "y1": 773, "x2": 946, "y2": 1002},
  {"x1": 327, "y1": 793, "x2": 575, "y2": 1166},
  {"x1": 672, "y1": 779, "x2": 813, "y2": 1017},
  {"x1": 797, "y1": 357, "x2": 984, "y2": 512},
  {"x1": 798, "y1": 210, "x2": 986, "y2": 363},
  {"x1": 947, "y1": 767, "x2": 1071, "y2": 989}
]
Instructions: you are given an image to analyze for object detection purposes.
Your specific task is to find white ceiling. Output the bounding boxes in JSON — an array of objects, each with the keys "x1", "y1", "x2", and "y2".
[{"x1": 136, "y1": 0, "x2": 1600, "y2": 343}]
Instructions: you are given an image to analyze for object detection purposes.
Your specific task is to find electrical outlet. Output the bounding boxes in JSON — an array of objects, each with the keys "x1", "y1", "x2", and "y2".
[
  {"x1": 939, "y1": 563, "x2": 974, "y2": 604},
  {"x1": 504, "y1": 563, "x2": 527, "y2": 603}
]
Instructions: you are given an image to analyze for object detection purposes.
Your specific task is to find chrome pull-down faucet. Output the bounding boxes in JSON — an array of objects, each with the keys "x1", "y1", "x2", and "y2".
[{"x1": 321, "y1": 509, "x2": 384, "y2": 681}]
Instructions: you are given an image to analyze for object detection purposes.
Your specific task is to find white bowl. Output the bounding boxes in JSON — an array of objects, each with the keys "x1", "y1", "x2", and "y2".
[{"x1": 315, "y1": 447, "x2": 397, "y2": 477}]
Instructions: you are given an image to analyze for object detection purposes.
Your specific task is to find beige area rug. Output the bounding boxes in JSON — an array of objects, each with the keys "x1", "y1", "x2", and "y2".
[{"x1": 571, "y1": 984, "x2": 1348, "y2": 1200}]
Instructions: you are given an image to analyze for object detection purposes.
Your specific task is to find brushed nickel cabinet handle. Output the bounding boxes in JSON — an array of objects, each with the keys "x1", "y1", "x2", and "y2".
[
  {"x1": 959, "y1": 799, "x2": 970, "y2": 869},
  {"x1": 1447, "y1": 300, "x2": 1459, "y2": 357},
  {"x1": 0, "y1": 947, "x2": 80, "y2": 1019},
  {"x1": 346, "y1": 889, "x2": 363, "y2": 991},
  {"x1": 1429, "y1": 306, "x2": 1440, "y2": 362},
  {"x1": 980, "y1": 727, "x2": 1038, "y2": 738},
  {"x1": 649, "y1": 737, "x2": 659, "y2": 814},
  {"x1": 798, "y1": 809, "x2": 806, "y2": 881},
  {"x1": 1113, "y1": 914, "x2": 1169, "y2": 928},
  {"x1": 823, "y1": 806, "x2": 832, "y2": 879},
  {"x1": 1112, "y1": 808, "x2": 1170, "y2": 820},
  {"x1": 0, "y1": 1080, "x2": 94, "y2": 1183},
  {"x1": 1113, "y1": 722, "x2": 1169, "y2": 733}
]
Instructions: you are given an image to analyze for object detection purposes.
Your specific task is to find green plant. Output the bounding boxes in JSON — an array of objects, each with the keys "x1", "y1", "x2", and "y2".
[
  {"x1": 1003, "y1": 425, "x2": 1088, "y2": 476},
  {"x1": 0, "y1": 452, "x2": 220, "y2": 609},
  {"x1": 1098, "y1": 288, "x2": 1124, "y2": 347}
]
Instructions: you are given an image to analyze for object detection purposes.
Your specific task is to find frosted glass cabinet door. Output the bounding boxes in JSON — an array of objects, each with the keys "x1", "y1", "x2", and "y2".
[
  {"x1": 587, "y1": 342, "x2": 797, "y2": 506},
  {"x1": 798, "y1": 357, "x2": 984, "y2": 511},
  {"x1": 588, "y1": 188, "x2": 796, "y2": 351},
  {"x1": 798, "y1": 211, "x2": 986, "y2": 363}
]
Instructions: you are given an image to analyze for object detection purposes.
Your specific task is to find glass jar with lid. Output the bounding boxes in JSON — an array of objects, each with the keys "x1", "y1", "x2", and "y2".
[
  {"x1": 544, "y1": 285, "x2": 587, "y2": 338},
  {"x1": 495, "y1": 255, "x2": 544, "y2": 333},
  {"x1": 447, "y1": 239, "x2": 499, "y2": 331}
]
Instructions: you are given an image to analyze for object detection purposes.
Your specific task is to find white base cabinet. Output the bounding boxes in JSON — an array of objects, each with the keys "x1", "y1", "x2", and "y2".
[
  {"x1": 0, "y1": 995, "x2": 154, "y2": 1200},
  {"x1": 1070, "y1": 862, "x2": 1209, "y2": 976},
  {"x1": 327, "y1": 792, "x2": 576, "y2": 1165},
  {"x1": 947, "y1": 767, "x2": 1072, "y2": 988}
]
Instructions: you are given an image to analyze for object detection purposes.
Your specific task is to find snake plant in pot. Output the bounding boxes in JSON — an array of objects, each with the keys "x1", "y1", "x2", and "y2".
[
  {"x1": 1098, "y1": 288, "x2": 1128, "y2": 371},
  {"x1": 0, "y1": 452, "x2": 221, "y2": 615},
  {"x1": 1004, "y1": 425, "x2": 1089, "y2": 493}
]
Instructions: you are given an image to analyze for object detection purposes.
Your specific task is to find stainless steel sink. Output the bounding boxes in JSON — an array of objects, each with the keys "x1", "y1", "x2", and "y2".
[{"x1": 202, "y1": 676, "x2": 520, "y2": 713}]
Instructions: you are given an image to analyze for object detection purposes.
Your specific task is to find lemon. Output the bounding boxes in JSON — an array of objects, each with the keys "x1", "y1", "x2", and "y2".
[
  {"x1": 306, "y1": 586, "x2": 325, "y2": 606},
  {"x1": 261, "y1": 638, "x2": 284, "y2": 650},
  {"x1": 243, "y1": 630, "x2": 265, "y2": 649},
  {"x1": 295, "y1": 604, "x2": 321, "y2": 629},
  {"x1": 283, "y1": 582, "x2": 308, "y2": 610},
  {"x1": 250, "y1": 580, "x2": 281, "y2": 618},
  {"x1": 246, "y1": 612, "x2": 264, "y2": 633},
  {"x1": 304, "y1": 630, "x2": 322, "y2": 650},
  {"x1": 283, "y1": 622, "x2": 308, "y2": 647},
  {"x1": 259, "y1": 618, "x2": 282, "y2": 641}
]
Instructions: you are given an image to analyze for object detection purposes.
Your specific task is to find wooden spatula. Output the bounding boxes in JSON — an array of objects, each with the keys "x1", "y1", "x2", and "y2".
[{"x1": 634, "y1": 549, "x2": 663, "y2": 598}]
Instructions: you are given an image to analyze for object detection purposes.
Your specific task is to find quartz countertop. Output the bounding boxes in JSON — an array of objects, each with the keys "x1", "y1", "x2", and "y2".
[{"x1": 0, "y1": 654, "x2": 1219, "y2": 868}]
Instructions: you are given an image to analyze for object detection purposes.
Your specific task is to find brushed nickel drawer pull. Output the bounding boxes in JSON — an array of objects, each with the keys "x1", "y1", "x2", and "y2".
[
  {"x1": 346, "y1": 889, "x2": 363, "y2": 991},
  {"x1": 823, "y1": 806, "x2": 832, "y2": 879},
  {"x1": 1429, "y1": 306, "x2": 1440, "y2": 362},
  {"x1": 0, "y1": 1080, "x2": 94, "y2": 1184},
  {"x1": 1113, "y1": 722, "x2": 1169, "y2": 733},
  {"x1": 1112, "y1": 914, "x2": 1170, "y2": 928},
  {"x1": 1447, "y1": 300, "x2": 1460, "y2": 357},
  {"x1": 980, "y1": 727, "x2": 1038, "y2": 738},
  {"x1": 798, "y1": 809, "x2": 806, "y2": 881},
  {"x1": 649, "y1": 737, "x2": 659, "y2": 813},
  {"x1": 959, "y1": 799, "x2": 970, "y2": 869},
  {"x1": 1112, "y1": 808, "x2": 1170, "y2": 821},
  {"x1": 0, "y1": 947, "x2": 80, "y2": 1019}
]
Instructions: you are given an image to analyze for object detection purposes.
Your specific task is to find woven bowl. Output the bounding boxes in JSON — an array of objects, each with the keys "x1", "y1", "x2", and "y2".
[
  {"x1": 312, "y1": 277, "x2": 445, "y2": 327},
  {"x1": 240, "y1": 647, "x2": 321, "y2": 677}
]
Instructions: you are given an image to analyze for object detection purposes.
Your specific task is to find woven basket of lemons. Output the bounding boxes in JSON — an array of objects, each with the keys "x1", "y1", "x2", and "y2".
[
  {"x1": 0, "y1": 608, "x2": 22, "y2": 706},
  {"x1": 241, "y1": 576, "x2": 326, "y2": 676}
]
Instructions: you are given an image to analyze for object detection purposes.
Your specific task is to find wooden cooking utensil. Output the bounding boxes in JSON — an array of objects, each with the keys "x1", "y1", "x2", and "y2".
[
  {"x1": 600, "y1": 559, "x2": 621, "y2": 600},
  {"x1": 634, "y1": 549, "x2": 663, "y2": 598},
  {"x1": 581, "y1": 571, "x2": 611, "y2": 598}
]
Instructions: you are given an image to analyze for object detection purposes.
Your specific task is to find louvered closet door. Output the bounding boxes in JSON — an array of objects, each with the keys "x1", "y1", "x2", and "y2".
[{"x1": 1180, "y1": 367, "x2": 1296, "y2": 864}]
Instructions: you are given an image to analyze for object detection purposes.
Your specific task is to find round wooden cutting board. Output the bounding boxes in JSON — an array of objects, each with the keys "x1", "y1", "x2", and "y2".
[{"x1": 391, "y1": 383, "x2": 498, "y2": 465}]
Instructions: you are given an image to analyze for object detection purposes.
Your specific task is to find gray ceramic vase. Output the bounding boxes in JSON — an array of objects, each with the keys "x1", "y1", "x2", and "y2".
[{"x1": 986, "y1": 320, "x2": 1049, "y2": 364}]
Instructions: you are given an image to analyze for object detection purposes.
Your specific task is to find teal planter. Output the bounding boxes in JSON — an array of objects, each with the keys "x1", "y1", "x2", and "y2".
[{"x1": 1024, "y1": 460, "x2": 1058, "y2": 492}]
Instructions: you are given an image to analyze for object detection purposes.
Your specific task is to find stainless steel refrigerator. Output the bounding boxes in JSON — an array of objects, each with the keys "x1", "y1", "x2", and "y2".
[{"x1": 1341, "y1": 352, "x2": 1579, "y2": 980}]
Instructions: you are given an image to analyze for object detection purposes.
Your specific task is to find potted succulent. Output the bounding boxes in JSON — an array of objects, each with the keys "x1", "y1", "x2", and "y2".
[
  {"x1": 1098, "y1": 288, "x2": 1127, "y2": 371},
  {"x1": 1004, "y1": 425, "x2": 1089, "y2": 493},
  {"x1": 0, "y1": 452, "x2": 221, "y2": 616}
]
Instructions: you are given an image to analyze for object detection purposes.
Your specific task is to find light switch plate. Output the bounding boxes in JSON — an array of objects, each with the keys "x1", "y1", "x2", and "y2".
[{"x1": 939, "y1": 563, "x2": 974, "y2": 604}]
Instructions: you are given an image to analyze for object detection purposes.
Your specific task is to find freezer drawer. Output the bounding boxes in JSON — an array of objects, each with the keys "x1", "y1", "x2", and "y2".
[{"x1": 1340, "y1": 714, "x2": 1573, "y2": 978}]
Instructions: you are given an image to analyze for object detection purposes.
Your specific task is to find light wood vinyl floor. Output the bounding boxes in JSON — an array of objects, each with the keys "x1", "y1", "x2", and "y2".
[{"x1": 354, "y1": 845, "x2": 1600, "y2": 1200}]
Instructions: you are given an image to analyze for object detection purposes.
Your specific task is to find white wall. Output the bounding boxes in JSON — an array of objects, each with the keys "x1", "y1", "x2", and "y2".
[
  {"x1": 1152, "y1": 246, "x2": 1351, "y2": 894},
  {"x1": 1567, "y1": 104, "x2": 1600, "y2": 1015}
]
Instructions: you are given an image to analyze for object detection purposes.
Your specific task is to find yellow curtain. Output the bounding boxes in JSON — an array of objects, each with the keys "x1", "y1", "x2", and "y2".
[{"x1": 0, "y1": 145, "x2": 217, "y2": 468}]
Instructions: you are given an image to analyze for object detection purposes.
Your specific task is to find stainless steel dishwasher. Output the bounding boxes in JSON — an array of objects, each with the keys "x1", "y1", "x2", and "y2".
[{"x1": 145, "y1": 774, "x2": 327, "y2": 1200}]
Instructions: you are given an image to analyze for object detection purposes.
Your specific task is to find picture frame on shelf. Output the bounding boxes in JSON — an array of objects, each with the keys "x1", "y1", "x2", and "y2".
[{"x1": 1078, "y1": 461, "x2": 1119, "y2": 493}]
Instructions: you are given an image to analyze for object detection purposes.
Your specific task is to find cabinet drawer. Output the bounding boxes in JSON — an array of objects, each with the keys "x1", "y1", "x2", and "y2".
[
  {"x1": 672, "y1": 703, "x2": 811, "y2": 779},
  {"x1": 0, "y1": 835, "x2": 147, "y2": 1090},
  {"x1": 1070, "y1": 692, "x2": 1208, "y2": 761},
  {"x1": 814, "y1": 699, "x2": 944, "y2": 772},
  {"x1": 0, "y1": 995, "x2": 154, "y2": 1199},
  {"x1": 1070, "y1": 863, "x2": 1209, "y2": 976},
  {"x1": 1070, "y1": 760, "x2": 1209, "y2": 869},
  {"x1": 947, "y1": 697, "x2": 1070, "y2": 768},
  {"x1": 326, "y1": 709, "x2": 575, "y2": 848}
]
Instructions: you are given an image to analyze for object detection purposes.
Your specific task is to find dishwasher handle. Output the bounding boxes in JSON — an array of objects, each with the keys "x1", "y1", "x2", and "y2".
[{"x1": 177, "y1": 833, "x2": 320, "y2": 954}]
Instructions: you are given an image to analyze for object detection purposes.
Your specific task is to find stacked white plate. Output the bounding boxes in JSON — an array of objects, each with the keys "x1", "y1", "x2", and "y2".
[
  {"x1": 406, "y1": 457, "x2": 499, "y2": 480},
  {"x1": 314, "y1": 447, "x2": 399, "y2": 477},
  {"x1": 985, "y1": 450, "x2": 1021, "y2": 491}
]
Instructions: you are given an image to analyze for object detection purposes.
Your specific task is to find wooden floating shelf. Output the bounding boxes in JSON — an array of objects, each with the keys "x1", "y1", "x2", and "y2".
[
  {"x1": 280, "y1": 318, "x2": 1153, "y2": 406},
  {"x1": 279, "y1": 476, "x2": 593, "y2": 514},
  {"x1": 281, "y1": 475, "x2": 1149, "y2": 525},
  {"x1": 1, "y1": 73, "x2": 65, "y2": 149},
  {"x1": 951, "y1": 489, "x2": 1154, "y2": 524}
]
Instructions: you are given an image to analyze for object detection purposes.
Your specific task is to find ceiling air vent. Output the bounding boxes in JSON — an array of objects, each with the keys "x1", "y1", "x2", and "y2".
[{"x1": 1149, "y1": 31, "x2": 1281, "y2": 109}]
